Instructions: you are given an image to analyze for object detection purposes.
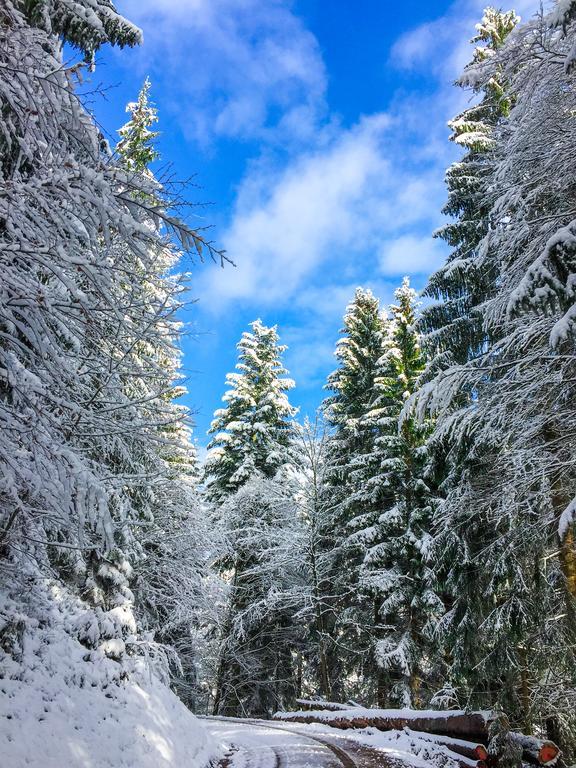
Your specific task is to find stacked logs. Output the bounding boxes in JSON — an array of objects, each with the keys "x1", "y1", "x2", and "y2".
[{"x1": 273, "y1": 707, "x2": 560, "y2": 768}]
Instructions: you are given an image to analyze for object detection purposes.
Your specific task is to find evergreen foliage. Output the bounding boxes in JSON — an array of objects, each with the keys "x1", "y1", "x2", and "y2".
[
  {"x1": 20, "y1": 0, "x2": 142, "y2": 62},
  {"x1": 113, "y1": 78, "x2": 210, "y2": 707},
  {"x1": 117, "y1": 78, "x2": 160, "y2": 175},
  {"x1": 414, "y1": 4, "x2": 576, "y2": 750},
  {"x1": 422, "y1": 7, "x2": 518, "y2": 367},
  {"x1": 0, "y1": 0, "x2": 214, "y2": 723},
  {"x1": 361, "y1": 279, "x2": 441, "y2": 708},
  {"x1": 206, "y1": 321, "x2": 298, "y2": 716},
  {"x1": 205, "y1": 320, "x2": 297, "y2": 503},
  {"x1": 322, "y1": 288, "x2": 388, "y2": 702}
]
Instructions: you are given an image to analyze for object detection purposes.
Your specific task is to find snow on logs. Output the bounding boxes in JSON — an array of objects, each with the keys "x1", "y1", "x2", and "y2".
[
  {"x1": 404, "y1": 729, "x2": 489, "y2": 762},
  {"x1": 273, "y1": 708, "x2": 560, "y2": 767},
  {"x1": 294, "y1": 698, "x2": 356, "y2": 711},
  {"x1": 274, "y1": 707, "x2": 495, "y2": 740}
]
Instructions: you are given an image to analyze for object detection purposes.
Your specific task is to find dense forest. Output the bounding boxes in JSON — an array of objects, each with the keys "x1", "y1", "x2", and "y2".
[{"x1": 1, "y1": 1, "x2": 576, "y2": 767}]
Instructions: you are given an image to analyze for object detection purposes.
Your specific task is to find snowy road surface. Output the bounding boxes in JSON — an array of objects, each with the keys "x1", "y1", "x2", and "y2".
[{"x1": 204, "y1": 717, "x2": 420, "y2": 768}]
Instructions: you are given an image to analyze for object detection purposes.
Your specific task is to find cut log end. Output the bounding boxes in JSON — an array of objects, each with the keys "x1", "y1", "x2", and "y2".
[
  {"x1": 476, "y1": 746, "x2": 489, "y2": 762},
  {"x1": 508, "y1": 733, "x2": 561, "y2": 766},
  {"x1": 539, "y1": 742, "x2": 560, "y2": 765}
]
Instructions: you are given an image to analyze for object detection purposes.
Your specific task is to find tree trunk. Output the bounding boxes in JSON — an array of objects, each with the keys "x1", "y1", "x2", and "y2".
[
  {"x1": 295, "y1": 651, "x2": 303, "y2": 700},
  {"x1": 559, "y1": 525, "x2": 576, "y2": 600},
  {"x1": 518, "y1": 646, "x2": 532, "y2": 735}
]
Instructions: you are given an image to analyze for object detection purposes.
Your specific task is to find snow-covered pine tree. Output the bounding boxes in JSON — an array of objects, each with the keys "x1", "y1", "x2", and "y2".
[
  {"x1": 112, "y1": 78, "x2": 211, "y2": 707},
  {"x1": 458, "y1": 5, "x2": 576, "y2": 743},
  {"x1": 117, "y1": 77, "x2": 160, "y2": 175},
  {"x1": 422, "y1": 7, "x2": 518, "y2": 367},
  {"x1": 205, "y1": 321, "x2": 299, "y2": 716},
  {"x1": 414, "y1": 3, "x2": 576, "y2": 747},
  {"x1": 322, "y1": 288, "x2": 388, "y2": 702},
  {"x1": 360, "y1": 278, "x2": 442, "y2": 708},
  {"x1": 410, "y1": 5, "x2": 522, "y2": 715},
  {"x1": 0, "y1": 0, "x2": 219, "y2": 737},
  {"x1": 22, "y1": 0, "x2": 142, "y2": 63},
  {"x1": 204, "y1": 320, "x2": 297, "y2": 502}
]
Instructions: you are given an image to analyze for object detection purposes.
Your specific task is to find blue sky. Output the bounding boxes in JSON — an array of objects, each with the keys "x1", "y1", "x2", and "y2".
[{"x1": 93, "y1": 0, "x2": 538, "y2": 447}]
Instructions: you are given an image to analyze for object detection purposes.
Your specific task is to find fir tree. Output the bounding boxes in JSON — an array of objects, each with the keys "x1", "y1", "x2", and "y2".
[
  {"x1": 206, "y1": 320, "x2": 298, "y2": 716},
  {"x1": 117, "y1": 78, "x2": 160, "y2": 175},
  {"x1": 204, "y1": 320, "x2": 297, "y2": 502},
  {"x1": 21, "y1": 0, "x2": 142, "y2": 63},
  {"x1": 412, "y1": 4, "x2": 522, "y2": 716},
  {"x1": 416, "y1": 5, "x2": 576, "y2": 746},
  {"x1": 113, "y1": 79, "x2": 209, "y2": 706},
  {"x1": 422, "y1": 7, "x2": 518, "y2": 367},
  {"x1": 362, "y1": 278, "x2": 442, "y2": 707},
  {"x1": 0, "y1": 0, "x2": 217, "y2": 710},
  {"x1": 322, "y1": 288, "x2": 388, "y2": 702}
]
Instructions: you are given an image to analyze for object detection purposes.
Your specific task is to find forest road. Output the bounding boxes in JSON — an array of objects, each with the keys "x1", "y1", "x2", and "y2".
[{"x1": 204, "y1": 716, "x2": 414, "y2": 768}]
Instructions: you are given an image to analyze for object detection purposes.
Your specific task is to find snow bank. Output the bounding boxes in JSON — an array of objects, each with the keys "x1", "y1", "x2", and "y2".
[
  {"x1": 0, "y1": 583, "x2": 220, "y2": 768},
  {"x1": 338, "y1": 725, "x2": 464, "y2": 768}
]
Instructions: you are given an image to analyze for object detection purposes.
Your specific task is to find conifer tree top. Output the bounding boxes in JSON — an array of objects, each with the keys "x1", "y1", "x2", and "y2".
[
  {"x1": 204, "y1": 320, "x2": 297, "y2": 501},
  {"x1": 324, "y1": 287, "x2": 385, "y2": 424},
  {"x1": 21, "y1": 0, "x2": 142, "y2": 61},
  {"x1": 472, "y1": 7, "x2": 520, "y2": 58},
  {"x1": 117, "y1": 78, "x2": 160, "y2": 175}
]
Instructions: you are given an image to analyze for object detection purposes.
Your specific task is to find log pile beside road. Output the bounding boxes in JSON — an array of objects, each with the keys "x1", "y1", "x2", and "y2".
[{"x1": 273, "y1": 705, "x2": 560, "y2": 768}]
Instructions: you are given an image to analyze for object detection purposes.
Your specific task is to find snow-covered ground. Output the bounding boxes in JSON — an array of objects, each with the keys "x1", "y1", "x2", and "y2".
[
  {"x1": 291, "y1": 722, "x2": 464, "y2": 768},
  {"x1": 0, "y1": 584, "x2": 220, "y2": 768},
  {"x1": 206, "y1": 718, "x2": 345, "y2": 768},
  {"x1": 205, "y1": 717, "x2": 462, "y2": 768}
]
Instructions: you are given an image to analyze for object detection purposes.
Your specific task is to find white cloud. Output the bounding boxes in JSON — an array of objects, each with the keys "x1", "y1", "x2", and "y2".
[
  {"x1": 391, "y1": 20, "x2": 446, "y2": 71},
  {"x1": 379, "y1": 234, "x2": 447, "y2": 276},
  {"x1": 391, "y1": 0, "x2": 541, "y2": 79},
  {"x1": 118, "y1": 0, "x2": 326, "y2": 146},
  {"x1": 196, "y1": 105, "x2": 452, "y2": 311},
  {"x1": 198, "y1": 114, "x2": 397, "y2": 303}
]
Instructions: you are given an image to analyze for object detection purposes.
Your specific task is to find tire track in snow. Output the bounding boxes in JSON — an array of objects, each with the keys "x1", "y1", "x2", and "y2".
[{"x1": 207, "y1": 717, "x2": 359, "y2": 768}]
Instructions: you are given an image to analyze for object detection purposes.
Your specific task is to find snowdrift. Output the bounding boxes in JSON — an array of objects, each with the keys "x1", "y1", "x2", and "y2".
[{"x1": 0, "y1": 582, "x2": 220, "y2": 768}]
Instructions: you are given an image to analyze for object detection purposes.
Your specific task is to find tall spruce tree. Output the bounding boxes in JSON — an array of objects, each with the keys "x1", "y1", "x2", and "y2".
[
  {"x1": 361, "y1": 278, "x2": 442, "y2": 707},
  {"x1": 206, "y1": 320, "x2": 298, "y2": 716},
  {"x1": 411, "y1": 5, "x2": 520, "y2": 713},
  {"x1": 113, "y1": 79, "x2": 209, "y2": 708},
  {"x1": 415, "y1": 3, "x2": 576, "y2": 747},
  {"x1": 0, "y1": 0, "x2": 218, "y2": 727},
  {"x1": 422, "y1": 7, "x2": 518, "y2": 366},
  {"x1": 205, "y1": 320, "x2": 297, "y2": 502},
  {"x1": 322, "y1": 288, "x2": 387, "y2": 702}
]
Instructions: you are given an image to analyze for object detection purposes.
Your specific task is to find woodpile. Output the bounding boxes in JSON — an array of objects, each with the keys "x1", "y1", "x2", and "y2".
[
  {"x1": 275, "y1": 709, "x2": 495, "y2": 739},
  {"x1": 273, "y1": 706, "x2": 561, "y2": 768}
]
